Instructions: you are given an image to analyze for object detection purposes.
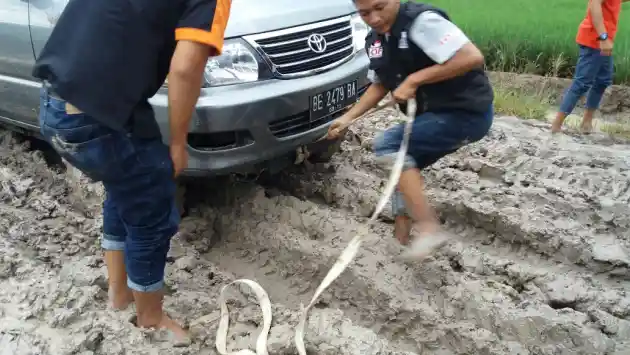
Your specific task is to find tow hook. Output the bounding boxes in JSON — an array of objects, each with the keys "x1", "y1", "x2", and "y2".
[{"x1": 294, "y1": 146, "x2": 311, "y2": 165}]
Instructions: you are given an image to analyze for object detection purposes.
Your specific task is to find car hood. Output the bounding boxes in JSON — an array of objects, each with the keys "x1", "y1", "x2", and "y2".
[{"x1": 224, "y1": 0, "x2": 356, "y2": 38}]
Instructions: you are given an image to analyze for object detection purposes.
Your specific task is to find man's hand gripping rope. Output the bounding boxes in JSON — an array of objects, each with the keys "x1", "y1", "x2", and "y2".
[{"x1": 214, "y1": 98, "x2": 417, "y2": 355}]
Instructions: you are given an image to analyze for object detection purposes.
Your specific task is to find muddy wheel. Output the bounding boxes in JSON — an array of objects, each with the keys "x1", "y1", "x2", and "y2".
[
  {"x1": 175, "y1": 181, "x2": 187, "y2": 217},
  {"x1": 308, "y1": 135, "x2": 344, "y2": 163}
]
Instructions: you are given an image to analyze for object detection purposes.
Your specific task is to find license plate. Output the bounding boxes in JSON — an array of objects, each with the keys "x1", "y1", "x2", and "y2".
[{"x1": 309, "y1": 80, "x2": 358, "y2": 121}]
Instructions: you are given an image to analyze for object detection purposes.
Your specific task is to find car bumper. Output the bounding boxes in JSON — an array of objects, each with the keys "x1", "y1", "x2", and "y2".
[{"x1": 148, "y1": 51, "x2": 370, "y2": 177}]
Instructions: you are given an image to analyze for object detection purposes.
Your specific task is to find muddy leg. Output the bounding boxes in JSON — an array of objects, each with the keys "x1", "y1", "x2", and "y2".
[
  {"x1": 582, "y1": 53, "x2": 613, "y2": 134},
  {"x1": 394, "y1": 216, "x2": 413, "y2": 245},
  {"x1": 37, "y1": 90, "x2": 188, "y2": 340},
  {"x1": 395, "y1": 169, "x2": 450, "y2": 260},
  {"x1": 372, "y1": 108, "x2": 495, "y2": 258},
  {"x1": 553, "y1": 45, "x2": 602, "y2": 134},
  {"x1": 379, "y1": 106, "x2": 494, "y2": 259},
  {"x1": 102, "y1": 194, "x2": 133, "y2": 310},
  {"x1": 397, "y1": 169, "x2": 440, "y2": 234},
  {"x1": 391, "y1": 189, "x2": 413, "y2": 245},
  {"x1": 133, "y1": 290, "x2": 189, "y2": 344},
  {"x1": 104, "y1": 251, "x2": 134, "y2": 310},
  {"x1": 105, "y1": 138, "x2": 190, "y2": 345},
  {"x1": 552, "y1": 112, "x2": 569, "y2": 134},
  {"x1": 373, "y1": 122, "x2": 442, "y2": 252},
  {"x1": 376, "y1": 158, "x2": 443, "y2": 258},
  {"x1": 580, "y1": 109, "x2": 595, "y2": 134}
]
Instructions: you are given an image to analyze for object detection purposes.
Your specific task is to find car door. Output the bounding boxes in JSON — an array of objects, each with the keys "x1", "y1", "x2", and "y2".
[
  {"x1": 0, "y1": 0, "x2": 41, "y2": 129},
  {"x1": 29, "y1": 0, "x2": 67, "y2": 54}
]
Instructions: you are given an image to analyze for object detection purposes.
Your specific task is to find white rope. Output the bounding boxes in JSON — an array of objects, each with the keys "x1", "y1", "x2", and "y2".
[{"x1": 215, "y1": 98, "x2": 417, "y2": 355}]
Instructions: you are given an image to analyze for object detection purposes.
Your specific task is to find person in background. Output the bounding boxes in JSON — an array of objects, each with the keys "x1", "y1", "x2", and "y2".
[
  {"x1": 328, "y1": 0, "x2": 494, "y2": 259},
  {"x1": 552, "y1": 0, "x2": 629, "y2": 134},
  {"x1": 32, "y1": 0, "x2": 232, "y2": 344}
]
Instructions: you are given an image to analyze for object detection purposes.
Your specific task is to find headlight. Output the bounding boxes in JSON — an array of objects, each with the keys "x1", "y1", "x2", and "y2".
[
  {"x1": 204, "y1": 39, "x2": 259, "y2": 87},
  {"x1": 350, "y1": 13, "x2": 369, "y2": 53}
]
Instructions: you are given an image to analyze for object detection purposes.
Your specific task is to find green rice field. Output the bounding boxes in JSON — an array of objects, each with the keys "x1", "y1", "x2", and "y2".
[{"x1": 425, "y1": 0, "x2": 630, "y2": 84}]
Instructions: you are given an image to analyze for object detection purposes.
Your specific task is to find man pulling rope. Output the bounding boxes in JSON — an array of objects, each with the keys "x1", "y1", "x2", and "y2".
[
  {"x1": 328, "y1": 0, "x2": 495, "y2": 259},
  {"x1": 215, "y1": 1, "x2": 496, "y2": 353}
]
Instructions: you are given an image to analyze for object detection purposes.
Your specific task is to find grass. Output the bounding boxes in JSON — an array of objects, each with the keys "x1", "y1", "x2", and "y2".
[
  {"x1": 491, "y1": 73, "x2": 555, "y2": 121},
  {"x1": 493, "y1": 87, "x2": 551, "y2": 121},
  {"x1": 491, "y1": 79, "x2": 630, "y2": 139},
  {"x1": 600, "y1": 121, "x2": 630, "y2": 138},
  {"x1": 426, "y1": 0, "x2": 630, "y2": 84}
]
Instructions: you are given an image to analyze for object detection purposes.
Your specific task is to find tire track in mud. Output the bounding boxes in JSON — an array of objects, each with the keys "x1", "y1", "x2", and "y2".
[
  {"x1": 0, "y1": 132, "x2": 424, "y2": 355},
  {"x1": 251, "y1": 112, "x2": 630, "y2": 353},
  {"x1": 191, "y1": 184, "x2": 629, "y2": 355},
  {"x1": 271, "y1": 114, "x2": 630, "y2": 279},
  {"x1": 1, "y1": 110, "x2": 630, "y2": 354},
  {"x1": 429, "y1": 118, "x2": 630, "y2": 278}
]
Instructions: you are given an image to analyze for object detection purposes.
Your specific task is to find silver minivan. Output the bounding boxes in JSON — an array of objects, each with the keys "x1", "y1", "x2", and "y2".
[{"x1": 0, "y1": 0, "x2": 370, "y2": 176}]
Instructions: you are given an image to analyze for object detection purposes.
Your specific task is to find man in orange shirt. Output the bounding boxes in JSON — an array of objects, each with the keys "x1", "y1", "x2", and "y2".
[
  {"x1": 32, "y1": 0, "x2": 232, "y2": 345},
  {"x1": 552, "y1": 0, "x2": 628, "y2": 134}
]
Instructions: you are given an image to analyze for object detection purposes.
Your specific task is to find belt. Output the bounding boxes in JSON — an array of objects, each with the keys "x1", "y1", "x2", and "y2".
[{"x1": 43, "y1": 80, "x2": 83, "y2": 114}]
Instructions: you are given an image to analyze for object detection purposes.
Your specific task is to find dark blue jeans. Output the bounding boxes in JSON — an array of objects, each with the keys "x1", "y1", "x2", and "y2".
[
  {"x1": 559, "y1": 44, "x2": 614, "y2": 114},
  {"x1": 373, "y1": 104, "x2": 494, "y2": 216},
  {"x1": 38, "y1": 87, "x2": 179, "y2": 292}
]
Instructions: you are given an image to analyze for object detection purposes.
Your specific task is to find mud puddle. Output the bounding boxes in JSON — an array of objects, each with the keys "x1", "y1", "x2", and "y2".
[{"x1": 0, "y1": 108, "x2": 629, "y2": 355}]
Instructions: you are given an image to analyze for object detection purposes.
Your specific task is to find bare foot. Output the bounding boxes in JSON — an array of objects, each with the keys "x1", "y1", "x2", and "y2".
[
  {"x1": 131, "y1": 312, "x2": 191, "y2": 347},
  {"x1": 394, "y1": 215, "x2": 413, "y2": 245},
  {"x1": 551, "y1": 122, "x2": 562, "y2": 134},
  {"x1": 157, "y1": 313, "x2": 191, "y2": 347},
  {"x1": 580, "y1": 121, "x2": 593, "y2": 134},
  {"x1": 399, "y1": 226, "x2": 450, "y2": 261},
  {"x1": 109, "y1": 287, "x2": 134, "y2": 310},
  {"x1": 551, "y1": 114, "x2": 565, "y2": 134}
]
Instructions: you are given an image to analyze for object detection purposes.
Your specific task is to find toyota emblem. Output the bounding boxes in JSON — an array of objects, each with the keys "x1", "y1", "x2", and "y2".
[{"x1": 307, "y1": 33, "x2": 327, "y2": 54}]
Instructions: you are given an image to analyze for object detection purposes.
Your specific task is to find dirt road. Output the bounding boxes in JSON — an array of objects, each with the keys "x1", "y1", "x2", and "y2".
[{"x1": 0, "y1": 109, "x2": 629, "y2": 355}]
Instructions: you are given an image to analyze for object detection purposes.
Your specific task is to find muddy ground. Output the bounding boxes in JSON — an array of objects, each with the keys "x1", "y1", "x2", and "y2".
[{"x1": 1, "y1": 103, "x2": 630, "y2": 355}]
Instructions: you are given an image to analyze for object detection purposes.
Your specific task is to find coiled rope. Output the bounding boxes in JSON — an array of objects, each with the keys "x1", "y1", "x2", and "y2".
[{"x1": 215, "y1": 98, "x2": 417, "y2": 355}]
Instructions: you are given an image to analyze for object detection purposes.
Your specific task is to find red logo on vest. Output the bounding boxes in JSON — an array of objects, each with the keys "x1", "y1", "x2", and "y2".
[{"x1": 368, "y1": 40, "x2": 383, "y2": 58}]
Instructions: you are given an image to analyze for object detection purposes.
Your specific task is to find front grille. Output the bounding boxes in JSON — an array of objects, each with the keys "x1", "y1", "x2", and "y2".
[
  {"x1": 269, "y1": 84, "x2": 369, "y2": 138},
  {"x1": 269, "y1": 110, "x2": 344, "y2": 138},
  {"x1": 249, "y1": 17, "x2": 355, "y2": 77},
  {"x1": 188, "y1": 131, "x2": 253, "y2": 151}
]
